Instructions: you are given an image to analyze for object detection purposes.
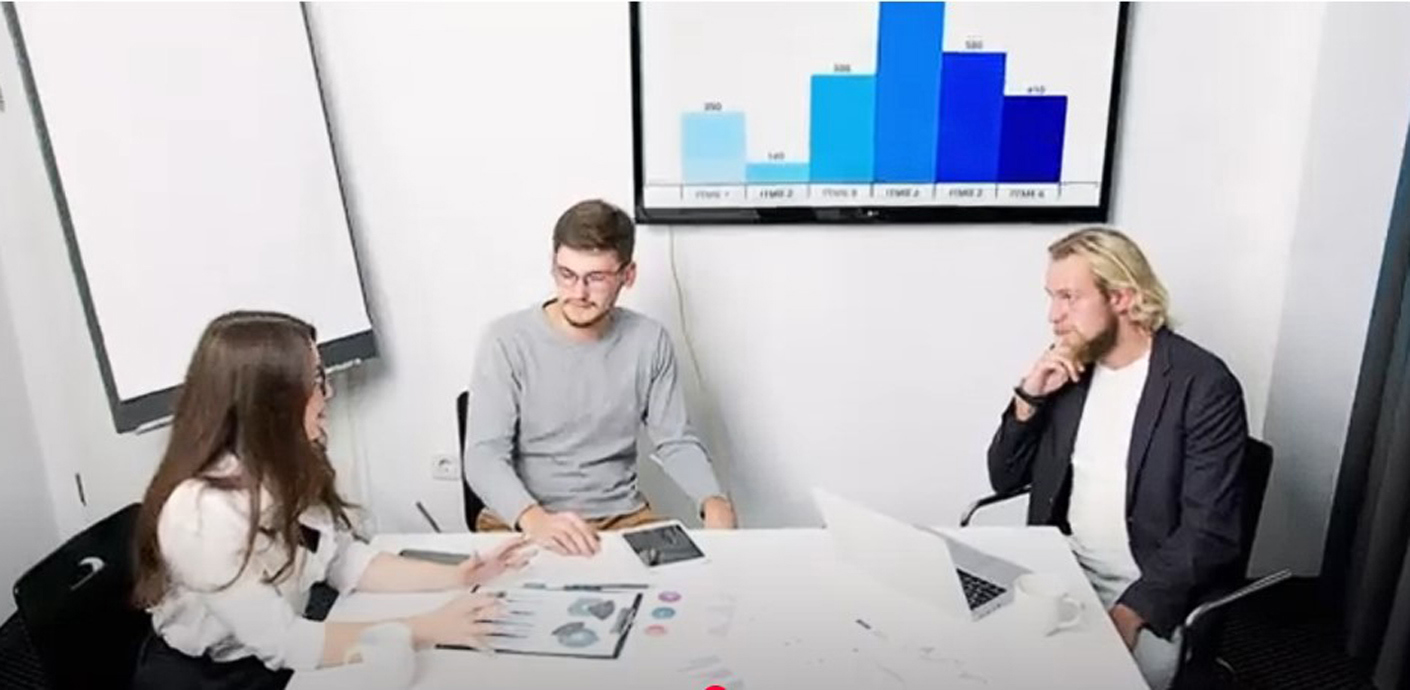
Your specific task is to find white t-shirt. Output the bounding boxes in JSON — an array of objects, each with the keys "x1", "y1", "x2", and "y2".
[
  {"x1": 1067, "y1": 351, "x2": 1150, "y2": 608},
  {"x1": 149, "y1": 454, "x2": 379, "y2": 670}
]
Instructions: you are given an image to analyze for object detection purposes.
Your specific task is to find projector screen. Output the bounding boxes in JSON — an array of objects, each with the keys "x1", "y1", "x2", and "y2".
[
  {"x1": 7, "y1": 3, "x2": 376, "y2": 432},
  {"x1": 632, "y1": 2, "x2": 1129, "y2": 225}
]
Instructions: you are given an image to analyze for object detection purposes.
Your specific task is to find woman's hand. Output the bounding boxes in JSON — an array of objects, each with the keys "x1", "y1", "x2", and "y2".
[
  {"x1": 457, "y1": 535, "x2": 536, "y2": 586},
  {"x1": 406, "y1": 592, "x2": 503, "y2": 649}
]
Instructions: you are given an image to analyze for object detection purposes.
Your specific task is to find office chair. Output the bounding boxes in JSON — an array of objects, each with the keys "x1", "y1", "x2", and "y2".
[
  {"x1": 13, "y1": 503, "x2": 150, "y2": 690},
  {"x1": 1172, "y1": 568, "x2": 1291, "y2": 689},
  {"x1": 959, "y1": 437, "x2": 1285, "y2": 690},
  {"x1": 457, "y1": 390, "x2": 488, "y2": 531}
]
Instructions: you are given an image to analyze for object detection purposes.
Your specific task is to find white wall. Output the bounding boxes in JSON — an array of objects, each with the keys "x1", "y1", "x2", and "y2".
[
  {"x1": 1112, "y1": 3, "x2": 1324, "y2": 434},
  {"x1": 303, "y1": 2, "x2": 1328, "y2": 534},
  {"x1": 0, "y1": 10, "x2": 163, "y2": 541},
  {"x1": 0, "y1": 3, "x2": 1403, "y2": 581},
  {"x1": 1256, "y1": 3, "x2": 1410, "y2": 576},
  {"x1": 0, "y1": 256, "x2": 57, "y2": 619}
]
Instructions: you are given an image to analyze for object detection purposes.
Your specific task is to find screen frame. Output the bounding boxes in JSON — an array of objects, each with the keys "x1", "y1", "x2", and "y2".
[{"x1": 629, "y1": 1, "x2": 1132, "y2": 226}]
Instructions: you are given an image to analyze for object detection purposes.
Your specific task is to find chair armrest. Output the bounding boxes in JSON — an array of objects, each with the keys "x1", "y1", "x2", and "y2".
[
  {"x1": 959, "y1": 486, "x2": 1033, "y2": 527},
  {"x1": 1184, "y1": 569, "x2": 1292, "y2": 629}
]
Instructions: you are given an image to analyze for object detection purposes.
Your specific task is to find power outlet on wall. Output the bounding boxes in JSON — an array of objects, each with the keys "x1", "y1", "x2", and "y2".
[{"x1": 431, "y1": 455, "x2": 459, "y2": 481}]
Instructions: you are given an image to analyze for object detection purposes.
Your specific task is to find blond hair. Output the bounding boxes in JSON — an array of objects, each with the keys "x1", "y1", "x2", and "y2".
[{"x1": 1048, "y1": 227, "x2": 1170, "y2": 332}]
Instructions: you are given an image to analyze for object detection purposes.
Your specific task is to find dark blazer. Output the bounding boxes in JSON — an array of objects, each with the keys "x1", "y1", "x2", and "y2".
[{"x1": 987, "y1": 328, "x2": 1248, "y2": 638}]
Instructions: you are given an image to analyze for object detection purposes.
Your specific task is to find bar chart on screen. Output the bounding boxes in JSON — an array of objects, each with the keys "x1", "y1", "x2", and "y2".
[{"x1": 633, "y1": 2, "x2": 1127, "y2": 223}]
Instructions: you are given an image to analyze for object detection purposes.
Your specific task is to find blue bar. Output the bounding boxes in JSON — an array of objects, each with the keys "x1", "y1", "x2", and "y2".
[
  {"x1": 745, "y1": 162, "x2": 811, "y2": 184},
  {"x1": 873, "y1": 2, "x2": 945, "y2": 183},
  {"x1": 935, "y1": 52, "x2": 1006, "y2": 183},
  {"x1": 809, "y1": 75, "x2": 876, "y2": 183},
  {"x1": 681, "y1": 111, "x2": 746, "y2": 184},
  {"x1": 998, "y1": 95, "x2": 1068, "y2": 183}
]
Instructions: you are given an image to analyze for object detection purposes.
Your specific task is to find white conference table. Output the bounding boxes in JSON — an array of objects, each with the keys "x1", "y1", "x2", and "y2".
[{"x1": 290, "y1": 526, "x2": 1148, "y2": 690}]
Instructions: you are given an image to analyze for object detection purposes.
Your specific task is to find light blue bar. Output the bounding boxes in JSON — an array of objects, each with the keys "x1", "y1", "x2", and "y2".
[
  {"x1": 681, "y1": 111, "x2": 746, "y2": 184},
  {"x1": 745, "y1": 162, "x2": 811, "y2": 184},
  {"x1": 809, "y1": 75, "x2": 877, "y2": 184}
]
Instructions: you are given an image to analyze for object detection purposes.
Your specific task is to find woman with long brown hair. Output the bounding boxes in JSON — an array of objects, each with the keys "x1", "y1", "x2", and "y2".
[{"x1": 131, "y1": 311, "x2": 532, "y2": 689}]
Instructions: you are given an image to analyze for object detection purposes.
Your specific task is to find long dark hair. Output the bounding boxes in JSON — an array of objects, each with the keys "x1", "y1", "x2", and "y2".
[{"x1": 133, "y1": 311, "x2": 355, "y2": 607}]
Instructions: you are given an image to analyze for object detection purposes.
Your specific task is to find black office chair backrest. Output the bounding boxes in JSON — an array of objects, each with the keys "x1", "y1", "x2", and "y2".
[
  {"x1": 457, "y1": 390, "x2": 487, "y2": 531},
  {"x1": 1237, "y1": 437, "x2": 1273, "y2": 576},
  {"x1": 13, "y1": 503, "x2": 149, "y2": 690},
  {"x1": 1173, "y1": 436, "x2": 1277, "y2": 689}
]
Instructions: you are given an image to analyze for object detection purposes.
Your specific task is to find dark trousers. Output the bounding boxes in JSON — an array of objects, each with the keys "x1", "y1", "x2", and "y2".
[{"x1": 132, "y1": 632, "x2": 292, "y2": 690}]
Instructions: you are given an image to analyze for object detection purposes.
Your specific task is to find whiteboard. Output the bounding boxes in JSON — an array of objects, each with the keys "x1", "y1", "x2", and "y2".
[{"x1": 8, "y1": 3, "x2": 375, "y2": 432}]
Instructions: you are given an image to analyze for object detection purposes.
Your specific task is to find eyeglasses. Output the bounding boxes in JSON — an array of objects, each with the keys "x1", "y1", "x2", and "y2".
[
  {"x1": 552, "y1": 263, "x2": 626, "y2": 290},
  {"x1": 552, "y1": 264, "x2": 625, "y2": 290},
  {"x1": 313, "y1": 366, "x2": 332, "y2": 398}
]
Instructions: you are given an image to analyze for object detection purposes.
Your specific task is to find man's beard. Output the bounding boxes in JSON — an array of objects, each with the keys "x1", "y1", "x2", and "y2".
[
  {"x1": 1072, "y1": 320, "x2": 1119, "y2": 364},
  {"x1": 563, "y1": 301, "x2": 610, "y2": 329}
]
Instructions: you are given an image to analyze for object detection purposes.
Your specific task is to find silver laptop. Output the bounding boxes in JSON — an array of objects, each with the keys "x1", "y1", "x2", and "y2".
[{"x1": 812, "y1": 487, "x2": 1029, "y2": 620}]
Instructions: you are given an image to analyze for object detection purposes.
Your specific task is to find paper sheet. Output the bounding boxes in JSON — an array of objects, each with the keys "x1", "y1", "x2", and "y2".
[{"x1": 447, "y1": 588, "x2": 642, "y2": 659}]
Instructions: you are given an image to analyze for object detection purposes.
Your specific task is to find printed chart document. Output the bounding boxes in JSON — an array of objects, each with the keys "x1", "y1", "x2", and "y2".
[{"x1": 441, "y1": 588, "x2": 643, "y2": 659}]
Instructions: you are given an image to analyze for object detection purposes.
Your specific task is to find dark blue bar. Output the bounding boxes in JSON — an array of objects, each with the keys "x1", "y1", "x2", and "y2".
[
  {"x1": 873, "y1": 2, "x2": 945, "y2": 183},
  {"x1": 935, "y1": 52, "x2": 1006, "y2": 183},
  {"x1": 809, "y1": 75, "x2": 876, "y2": 183},
  {"x1": 998, "y1": 95, "x2": 1068, "y2": 183}
]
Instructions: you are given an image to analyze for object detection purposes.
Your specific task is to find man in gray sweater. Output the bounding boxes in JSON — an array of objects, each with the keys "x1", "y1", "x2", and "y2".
[{"x1": 463, "y1": 199, "x2": 736, "y2": 556}]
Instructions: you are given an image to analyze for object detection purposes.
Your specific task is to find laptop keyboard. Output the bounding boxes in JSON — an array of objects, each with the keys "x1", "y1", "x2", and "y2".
[{"x1": 957, "y1": 569, "x2": 1006, "y2": 610}]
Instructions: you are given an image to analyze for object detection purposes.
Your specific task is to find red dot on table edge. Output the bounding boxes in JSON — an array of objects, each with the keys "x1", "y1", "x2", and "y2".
[{"x1": 706, "y1": 686, "x2": 726, "y2": 690}]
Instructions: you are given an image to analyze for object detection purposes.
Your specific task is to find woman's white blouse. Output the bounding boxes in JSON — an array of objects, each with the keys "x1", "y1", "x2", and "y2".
[{"x1": 149, "y1": 455, "x2": 379, "y2": 671}]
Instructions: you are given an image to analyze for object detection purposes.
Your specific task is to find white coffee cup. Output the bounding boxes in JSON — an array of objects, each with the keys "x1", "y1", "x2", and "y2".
[{"x1": 1014, "y1": 572, "x2": 1083, "y2": 636}]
